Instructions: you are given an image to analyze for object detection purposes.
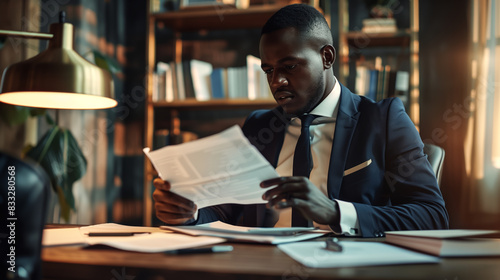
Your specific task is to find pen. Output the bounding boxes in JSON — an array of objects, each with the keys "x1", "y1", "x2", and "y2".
[
  {"x1": 164, "y1": 245, "x2": 234, "y2": 255},
  {"x1": 87, "y1": 232, "x2": 151, "y2": 237},
  {"x1": 325, "y1": 238, "x2": 343, "y2": 252}
]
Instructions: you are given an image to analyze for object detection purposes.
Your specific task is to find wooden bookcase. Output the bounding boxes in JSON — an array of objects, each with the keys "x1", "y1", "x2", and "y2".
[
  {"x1": 337, "y1": 0, "x2": 420, "y2": 128},
  {"x1": 141, "y1": 1, "x2": 418, "y2": 226}
]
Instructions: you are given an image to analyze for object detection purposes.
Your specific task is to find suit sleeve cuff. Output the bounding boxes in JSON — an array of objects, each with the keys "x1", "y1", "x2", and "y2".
[{"x1": 330, "y1": 199, "x2": 361, "y2": 236}]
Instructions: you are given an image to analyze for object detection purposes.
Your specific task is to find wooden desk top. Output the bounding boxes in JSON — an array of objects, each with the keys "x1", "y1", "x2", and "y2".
[{"x1": 42, "y1": 239, "x2": 500, "y2": 280}]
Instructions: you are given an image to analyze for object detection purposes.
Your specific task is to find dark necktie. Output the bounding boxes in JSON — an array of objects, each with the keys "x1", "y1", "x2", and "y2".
[{"x1": 292, "y1": 114, "x2": 317, "y2": 227}]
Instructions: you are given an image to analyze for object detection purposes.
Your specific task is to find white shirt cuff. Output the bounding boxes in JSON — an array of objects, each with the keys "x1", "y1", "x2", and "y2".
[{"x1": 331, "y1": 199, "x2": 361, "y2": 236}]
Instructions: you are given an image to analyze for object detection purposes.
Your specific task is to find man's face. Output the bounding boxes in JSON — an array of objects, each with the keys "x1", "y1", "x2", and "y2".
[{"x1": 260, "y1": 27, "x2": 327, "y2": 116}]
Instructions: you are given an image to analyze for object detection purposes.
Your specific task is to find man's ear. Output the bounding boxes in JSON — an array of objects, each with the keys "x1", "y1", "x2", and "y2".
[{"x1": 322, "y1": 45, "x2": 336, "y2": 69}]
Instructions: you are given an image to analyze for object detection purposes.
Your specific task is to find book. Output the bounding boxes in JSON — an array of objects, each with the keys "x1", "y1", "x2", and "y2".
[
  {"x1": 355, "y1": 65, "x2": 369, "y2": 96},
  {"x1": 362, "y1": 25, "x2": 398, "y2": 33},
  {"x1": 153, "y1": 61, "x2": 171, "y2": 102},
  {"x1": 227, "y1": 66, "x2": 248, "y2": 99},
  {"x1": 366, "y1": 69, "x2": 379, "y2": 101},
  {"x1": 210, "y1": 68, "x2": 226, "y2": 99},
  {"x1": 362, "y1": 18, "x2": 397, "y2": 27},
  {"x1": 164, "y1": 63, "x2": 175, "y2": 102},
  {"x1": 376, "y1": 65, "x2": 391, "y2": 101},
  {"x1": 385, "y1": 229, "x2": 500, "y2": 257},
  {"x1": 362, "y1": 18, "x2": 397, "y2": 33},
  {"x1": 394, "y1": 71, "x2": 410, "y2": 106},
  {"x1": 246, "y1": 55, "x2": 271, "y2": 100},
  {"x1": 169, "y1": 61, "x2": 179, "y2": 101},
  {"x1": 182, "y1": 60, "x2": 196, "y2": 99},
  {"x1": 247, "y1": 54, "x2": 260, "y2": 100},
  {"x1": 190, "y1": 59, "x2": 213, "y2": 101},
  {"x1": 175, "y1": 62, "x2": 186, "y2": 100},
  {"x1": 152, "y1": 71, "x2": 159, "y2": 101}
]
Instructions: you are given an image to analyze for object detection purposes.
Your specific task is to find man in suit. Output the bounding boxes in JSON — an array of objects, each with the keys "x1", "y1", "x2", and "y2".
[{"x1": 153, "y1": 4, "x2": 449, "y2": 237}]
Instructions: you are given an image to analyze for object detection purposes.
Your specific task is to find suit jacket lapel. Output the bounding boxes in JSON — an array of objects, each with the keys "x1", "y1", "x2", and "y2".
[{"x1": 327, "y1": 84, "x2": 360, "y2": 199}]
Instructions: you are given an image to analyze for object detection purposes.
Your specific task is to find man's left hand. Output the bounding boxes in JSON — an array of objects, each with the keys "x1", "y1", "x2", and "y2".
[{"x1": 260, "y1": 177, "x2": 340, "y2": 225}]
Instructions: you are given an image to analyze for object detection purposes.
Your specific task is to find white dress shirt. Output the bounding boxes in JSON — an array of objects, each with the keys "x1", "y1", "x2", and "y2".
[{"x1": 274, "y1": 77, "x2": 360, "y2": 236}]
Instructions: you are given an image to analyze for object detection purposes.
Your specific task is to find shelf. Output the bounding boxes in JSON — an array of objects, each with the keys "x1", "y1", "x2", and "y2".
[
  {"x1": 152, "y1": 5, "x2": 283, "y2": 32},
  {"x1": 345, "y1": 30, "x2": 411, "y2": 48},
  {"x1": 152, "y1": 98, "x2": 276, "y2": 110}
]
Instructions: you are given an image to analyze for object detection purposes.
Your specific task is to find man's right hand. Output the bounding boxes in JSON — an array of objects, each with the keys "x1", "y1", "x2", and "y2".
[{"x1": 152, "y1": 178, "x2": 197, "y2": 225}]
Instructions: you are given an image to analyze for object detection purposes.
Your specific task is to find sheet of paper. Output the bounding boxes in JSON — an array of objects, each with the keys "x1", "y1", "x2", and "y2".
[
  {"x1": 185, "y1": 221, "x2": 318, "y2": 234},
  {"x1": 42, "y1": 224, "x2": 225, "y2": 253},
  {"x1": 161, "y1": 221, "x2": 328, "y2": 244},
  {"x1": 144, "y1": 125, "x2": 279, "y2": 209},
  {"x1": 42, "y1": 228, "x2": 86, "y2": 246},
  {"x1": 278, "y1": 241, "x2": 440, "y2": 268},
  {"x1": 84, "y1": 232, "x2": 225, "y2": 253},
  {"x1": 79, "y1": 223, "x2": 168, "y2": 234}
]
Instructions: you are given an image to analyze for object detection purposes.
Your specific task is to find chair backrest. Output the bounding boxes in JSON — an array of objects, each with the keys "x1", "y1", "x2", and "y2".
[
  {"x1": 1, "y1": 152, "x2": 50, "y2": 280},
  {"x1": 423, "y1": 143, "x2": 445, "y2": 187}
]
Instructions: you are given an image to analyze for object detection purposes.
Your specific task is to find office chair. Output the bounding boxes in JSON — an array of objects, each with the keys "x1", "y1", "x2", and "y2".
[
  {"x1": 423, "y1": 143, "x2": 445, "y2": 187},
  {"x1": 0, "y1": 152, "x2": 50, "y2": 280}
]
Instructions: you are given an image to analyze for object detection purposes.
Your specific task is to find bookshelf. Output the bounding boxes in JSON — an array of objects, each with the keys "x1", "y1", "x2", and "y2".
[
  {"x1": 337, "y1": 0, "x2": 420, "y2": 128},
  {"x1": 143, "y1": 1, "x2": 416, "y2": 226},
  {"x1": 143, "y1": 3, "x2": 287, "y2": 226}
]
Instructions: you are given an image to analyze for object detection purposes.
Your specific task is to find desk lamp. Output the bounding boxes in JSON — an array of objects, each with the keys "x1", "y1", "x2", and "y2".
[{"x1": 0, "y1": 12, "x2": 117, "y2": 109}]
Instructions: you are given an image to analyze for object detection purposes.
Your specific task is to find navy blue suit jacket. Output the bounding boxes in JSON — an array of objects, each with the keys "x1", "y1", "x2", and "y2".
[{"x1": 195, "y1": 84, "x2": 449, "y2": 237}]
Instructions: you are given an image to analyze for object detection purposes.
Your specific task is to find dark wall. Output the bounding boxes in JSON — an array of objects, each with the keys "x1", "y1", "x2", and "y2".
[{"x1": 419, "y1": 0, "x2": 471, "y2": 228}]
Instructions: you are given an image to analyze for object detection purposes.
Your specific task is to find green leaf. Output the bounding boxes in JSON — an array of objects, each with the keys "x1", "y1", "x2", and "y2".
[
  {"x1": 45, "y1": 113, "x2": 55, "y2": 126},
  {"x1": 56, "y1": 185, "x2": 72, "y2": 222},
  {"x1": 0, "y1": 103, "x2": 46, "y2": 126},
  {"x1": 29, "y1": 107, "x2": 47, "y2": 117},
  {"x1": 0, "y1": 103, "x2": 30, "y2": 125},
  {"x1": 25, "y1": 126, "x2": 87, "y2": 221},
  {"x1": 92, "y1": 50, "x2": 122, "y2": 74}
]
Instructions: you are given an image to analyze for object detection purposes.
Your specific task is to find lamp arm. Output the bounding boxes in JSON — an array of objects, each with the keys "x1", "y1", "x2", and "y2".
[{"x1": 0, "y1": 30, "x2": 53, "y2": 40}]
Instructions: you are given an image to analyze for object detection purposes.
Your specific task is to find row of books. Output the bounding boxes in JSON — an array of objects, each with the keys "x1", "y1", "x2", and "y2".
[
  {"x1": 354, "y1": 57, "x2": 409, "y2": 106},
  {"x1": 152, "y1": 55, "x2": 272, "y2": 102},
  {"x1": 362, "y1": 17, "x2": 397, "y2": 33}
]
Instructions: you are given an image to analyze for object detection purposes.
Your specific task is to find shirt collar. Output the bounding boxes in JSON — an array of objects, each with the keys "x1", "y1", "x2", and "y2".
[
  {"x1": 310, "y1": 76, "x2": 340, "y2": 118},
  {"x1": 290, "y1": 76, "x2": 340, "y2": 125}
]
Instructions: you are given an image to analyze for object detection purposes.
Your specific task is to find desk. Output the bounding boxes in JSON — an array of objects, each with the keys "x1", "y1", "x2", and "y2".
[{"x1": 42, "y1": 237, "x2": 500, "y2": 280}]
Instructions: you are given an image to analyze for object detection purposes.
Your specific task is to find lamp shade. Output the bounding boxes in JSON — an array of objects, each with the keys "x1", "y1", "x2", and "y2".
[{"x1": 0, "y1": 22, "x2": 117, "y2": 109}]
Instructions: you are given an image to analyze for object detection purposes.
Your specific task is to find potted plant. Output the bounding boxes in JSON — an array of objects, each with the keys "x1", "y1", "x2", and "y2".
[{"x1": 0, "y1": 104, "x2": 86, "y2": 222}]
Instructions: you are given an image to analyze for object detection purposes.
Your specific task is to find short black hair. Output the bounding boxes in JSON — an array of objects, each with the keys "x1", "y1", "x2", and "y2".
[{"x1": 261, "y1": 4, "x2": 331, "y2": 43}]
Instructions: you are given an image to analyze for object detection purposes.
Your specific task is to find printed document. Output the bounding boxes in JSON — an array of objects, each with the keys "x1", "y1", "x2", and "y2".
[
  {"x1": 42, "y1": 223, "x2": 225, "y2": 253},
  {"x1": 162, "y1": 221, "x2": 329, "y2": 244},
  {"x1": 278, "y1": 241, "x2": 440, "y2": 268},
  {"x1": 143, "y1": 125, "x2": 279, "y2": 209}
]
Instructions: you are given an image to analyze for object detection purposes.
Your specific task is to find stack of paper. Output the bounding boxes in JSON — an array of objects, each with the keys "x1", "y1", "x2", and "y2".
[
  {"x1": 162, "y1": 221, "x2": 328, "y2": 244},
  {"x1": 42, "y1": 223, "x2": 225, "y2": 253}
]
